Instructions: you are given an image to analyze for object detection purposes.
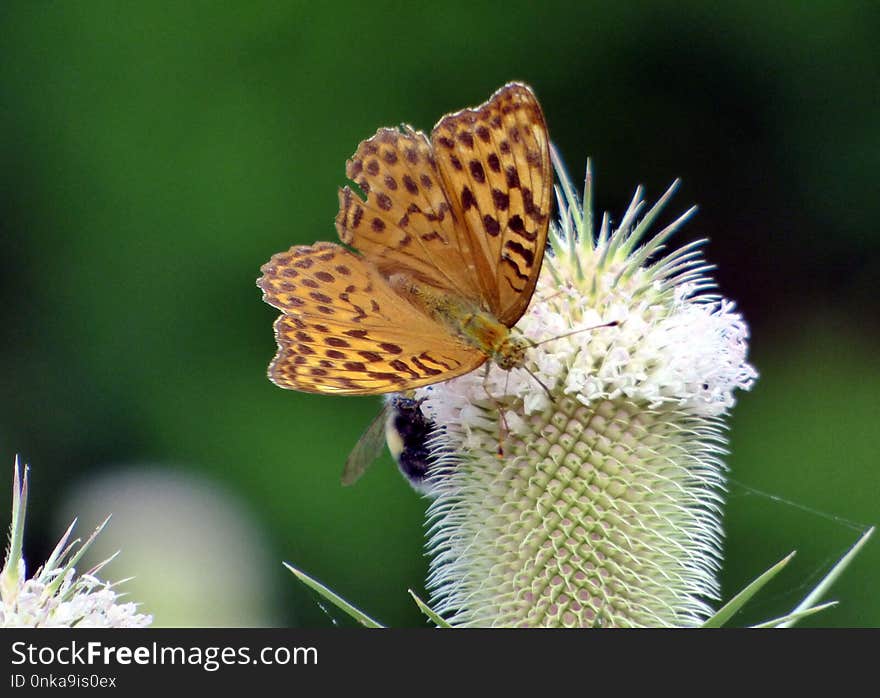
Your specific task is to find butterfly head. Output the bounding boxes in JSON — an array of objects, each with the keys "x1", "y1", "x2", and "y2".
[{"x1": 492, "y1": 333, "x2": 531, "y2": 371}]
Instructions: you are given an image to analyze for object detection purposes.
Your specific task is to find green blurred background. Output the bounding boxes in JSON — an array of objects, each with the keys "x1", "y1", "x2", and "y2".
[{"x1": 1, "y1": 2, "x2": 877, "y2": 627}]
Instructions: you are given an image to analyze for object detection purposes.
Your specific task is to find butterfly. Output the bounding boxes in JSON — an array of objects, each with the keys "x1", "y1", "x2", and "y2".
[{"x1": 257, "y1": 82, "x2": 552, "y2": 396}]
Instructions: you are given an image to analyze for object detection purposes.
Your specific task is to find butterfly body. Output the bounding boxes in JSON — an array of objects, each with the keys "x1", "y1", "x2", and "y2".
[
  {"x1": 258, "y1": 82, "x2": 551, "y2": 395},
  {"x1": 388, "y1": 274, "x2": 529, "y2": 371}
]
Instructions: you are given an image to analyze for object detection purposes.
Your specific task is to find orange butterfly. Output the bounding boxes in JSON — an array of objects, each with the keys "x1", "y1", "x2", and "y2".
[{"x1": 258, "y1": 83, "x2": 552, "y2": 395}]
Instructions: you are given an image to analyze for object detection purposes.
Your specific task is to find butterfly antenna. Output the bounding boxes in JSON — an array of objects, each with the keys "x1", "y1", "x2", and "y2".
[
  {"x1": 519, "y1": 321, "x2": 619, "y2": 402},
  {"x1": 531, "y1": 320, "x2": 619, "y2": 349}
]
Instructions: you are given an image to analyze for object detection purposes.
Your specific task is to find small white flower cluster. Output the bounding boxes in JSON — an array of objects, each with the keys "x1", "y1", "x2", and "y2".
[
  {"x1": 1, "y1": 459, "x2": 152, "y2": 628},
  {"x1": 1, "y1": 570, "x2": 150, "y2": 628},
  {"x1": 419, "y1": 177, "x2": 757, "y2": 447}
]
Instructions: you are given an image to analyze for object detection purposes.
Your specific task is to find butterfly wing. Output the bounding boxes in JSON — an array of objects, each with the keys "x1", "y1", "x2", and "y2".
[
  {"x1": 258, "y1": 242, "x2": 486, "y2": 394},
  {"x1": 431, "y1": 82, "x2": 552, "y2": 327},
  {"x1": 335, "y1": 126, "x2": 485, "y2": 305}
]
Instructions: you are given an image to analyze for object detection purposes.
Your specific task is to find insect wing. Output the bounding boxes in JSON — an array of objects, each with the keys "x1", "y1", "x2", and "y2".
[{"x1": 341, "y1": 401, "x2": 393, "y2": 486}]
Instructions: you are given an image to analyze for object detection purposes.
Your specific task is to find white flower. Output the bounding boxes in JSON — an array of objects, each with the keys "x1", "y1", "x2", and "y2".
[
  {"x1": 0, "y1": 458, "x2": 152, "y2": 628},
  {"x1": 418, "y1": 158, "x2": 757, "y2": 627}
]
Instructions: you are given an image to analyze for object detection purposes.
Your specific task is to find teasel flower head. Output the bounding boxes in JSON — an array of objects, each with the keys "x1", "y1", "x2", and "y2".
[
  {"x1": 417, "y1": 154, "x2": 757, "y2": 627},
  {"x1": 0, "y1": 458, "x2": 152, "y2": 627}
]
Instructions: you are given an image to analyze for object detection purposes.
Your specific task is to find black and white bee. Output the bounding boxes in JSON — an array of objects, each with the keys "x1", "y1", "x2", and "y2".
[{"x1": 341, "y1": 393, "x2": 442, "y2": 495}]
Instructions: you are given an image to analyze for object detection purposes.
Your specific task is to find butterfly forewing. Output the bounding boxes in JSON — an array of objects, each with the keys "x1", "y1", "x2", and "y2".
[
  {"x1": 335, "y1": 127, "x2": 484, "y2": 304},
  {"x1": 431, "y1": 83, "x2": 552, "y2": 326},
  {"x1": 259, "y1": 243, "x2": 485, "y2": 394}
]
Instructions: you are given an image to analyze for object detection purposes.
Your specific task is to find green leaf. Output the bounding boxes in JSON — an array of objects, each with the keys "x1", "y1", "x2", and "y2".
[
  {"x1": 702, "y1": 552, "x2": 796, "y2": 628},
  {"x1": 283, "y1": 562, "x2": 383, "y2": 628},
  {"x1": 408, "y1": 589, "x2": 451, "y2": 628},
  {"x1": 776, "y1": 526, "x2": 874, "y2": 628},
  {"x1": 750, "y1": 601, "x2": 838, "y2": 628}
]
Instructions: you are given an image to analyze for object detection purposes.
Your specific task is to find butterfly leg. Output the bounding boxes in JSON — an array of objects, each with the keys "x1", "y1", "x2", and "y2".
[
  {"x1": 480, "y1": 363, "x2": 510, "y2": 459},
  {"x1": 535, "y1": 287, "x2": 568, "y2": 307}
]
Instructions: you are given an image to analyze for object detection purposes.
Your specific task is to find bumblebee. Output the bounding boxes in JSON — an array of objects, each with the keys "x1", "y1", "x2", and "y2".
[{"x1": 341, "y1": 393, "x2": 440, "y2": 494}]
